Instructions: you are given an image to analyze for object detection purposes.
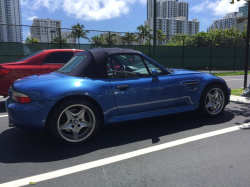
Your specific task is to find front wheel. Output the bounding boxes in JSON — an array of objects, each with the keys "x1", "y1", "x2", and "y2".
[
  {"x1": 48, "y1": 99, "x2": 101, "y2": 145},
  {"x1": 199, "y1": 84, "x2": 226, "y2": 118}
]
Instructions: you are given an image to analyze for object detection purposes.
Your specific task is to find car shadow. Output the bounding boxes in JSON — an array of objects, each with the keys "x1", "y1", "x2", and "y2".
[{"x1": 0, "y1": 108, "x2": 236, "y2": 164}]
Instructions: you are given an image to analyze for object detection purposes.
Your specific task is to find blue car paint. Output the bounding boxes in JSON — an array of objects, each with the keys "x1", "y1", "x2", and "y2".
[{"x1": 6, "y1": 53, "x2": 231, "y2": 132}]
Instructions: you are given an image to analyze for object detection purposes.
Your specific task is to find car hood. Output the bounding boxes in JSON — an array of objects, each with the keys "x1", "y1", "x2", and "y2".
[
  {"x1": 12, "y1": 72, "x2": 65, "y2": 89},
  {"x1": 170, "y1": 69, "x2": 203, "y2": 75}
]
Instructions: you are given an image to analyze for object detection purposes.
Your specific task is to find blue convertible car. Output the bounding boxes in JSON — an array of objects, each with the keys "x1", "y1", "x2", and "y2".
[{"x1": 6, "y1": 48, "x2": 231, "y2": 145}]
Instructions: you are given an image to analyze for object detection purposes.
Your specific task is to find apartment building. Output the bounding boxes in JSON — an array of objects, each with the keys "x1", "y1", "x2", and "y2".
[
  {"x1": 61, "y1": 31, "x2": 76, "y2": 44},
  {"x1": 145, "y1": 16, "x2": 199, "y2": 44},
  {"x1": 30, "y1": 18, "x2": 61, "y2": 43},
  {"x1": 207, "y1": 12, "x2": 247, "y2": 32},
  {"x1": 147, "y1": 0, "x2": 189, "y2": 20},
  {"x1": 100, "y1": 32, "x2": 123, "y2": 45},
  {"x1": 0, "y1": 0, "x2": 22, "y2": 42},
  {"x1": 145, "y1": 0, "x2": 199, "y2": 45}
]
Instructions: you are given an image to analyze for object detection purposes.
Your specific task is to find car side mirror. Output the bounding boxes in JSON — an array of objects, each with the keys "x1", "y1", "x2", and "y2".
[{"x1": 151, "y1": 69, "x2": 159, "y2": 82}]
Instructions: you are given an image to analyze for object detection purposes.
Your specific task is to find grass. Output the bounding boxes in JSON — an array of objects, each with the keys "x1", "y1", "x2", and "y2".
[
  {"x1": 231, "y1": 88, "x2": 244, "y2": 96},
  {"x1": 212, "y1": 71, "x2": 250, "y2": 76}
]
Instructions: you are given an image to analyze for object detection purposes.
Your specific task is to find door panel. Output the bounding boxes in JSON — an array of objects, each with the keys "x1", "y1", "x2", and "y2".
[
  {"x1": 109, "y1": 75, "x2": 179, "y2": 115},
  {"x1": 175, "y1": 75, "x2": 200, "y2": 106}
]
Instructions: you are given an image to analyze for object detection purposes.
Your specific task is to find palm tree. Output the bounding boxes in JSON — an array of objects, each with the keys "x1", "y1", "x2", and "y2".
[
  {"x1": 51, "y1": 36, "x2": 67, "y2": 43},
  {"x1": 91, "y1": 35, "x2": 104, "y2": 45},
  {"x1": 136, "y1": 24, "x2": 152, "y2": 45},
  {"x1": 156, "y1": 29, "x2": 166, "y2": 46},
  {"x1": 122, "y1": 33, "x2": 138, "y2": 45},
  {"x1": 70, "y1": 23, "x2": 89, "y2": 49},
  {"x1": 104, "y1": 35, "x2": 118, "y2": 45},
  {"x1": 25, "y1": 36, "x2": 39, "y2": 44}
]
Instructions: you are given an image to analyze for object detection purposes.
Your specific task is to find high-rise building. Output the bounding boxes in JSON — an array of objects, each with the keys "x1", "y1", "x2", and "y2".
[
  {"x1": 145, "y1": 0, "x2": 199, "y2": 44},
  {"x1": 0, "y1": 0, "x2": 22, "y2": 42},
  {"x1": 147, "y1": 0, "x2": 189, "y2": 20},
  {"x1": 30, "y1": 18, "x2": 61, "y2": 43},
  {"x1": 145, "y1": 17, "x2": 199, "y2": 44},
  {"x1": 239, "y1": 2, "x2": 248, "y2": 17},
  {"x1": 207, "y1": 12, "x2": 246, "y2": 32}
]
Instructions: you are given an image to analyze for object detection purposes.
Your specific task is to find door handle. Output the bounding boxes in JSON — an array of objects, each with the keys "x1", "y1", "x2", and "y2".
[{"x1": 116, "y1": 85, "x2": 130, "y2": 90}]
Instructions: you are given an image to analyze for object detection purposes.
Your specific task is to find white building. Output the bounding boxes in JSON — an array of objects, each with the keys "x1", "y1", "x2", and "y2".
[
  {"x1": 61, "y1": 31, "x2": 76, "y2": 44},
  {"x1": 100, "y1": 32, "x2": 123, "y2": 45},
  {"x1": 145, "y1": 0, "x2": 199, "y2": 45},
  {"x1": 30, "y1": 18, "x2": 61, "y2": 43},
  {"x1": 147, "y1": 0, "x2": 189, "y2": 20},
  {"x1": 145, "y1": 17, "x2": 199, "y2": 44},
  {"x1": 0, "y1": 0, "x2": 22, "y2": 42},
  {"x1": 207, "y1": 12, "x2": 245, "y2": 32}
]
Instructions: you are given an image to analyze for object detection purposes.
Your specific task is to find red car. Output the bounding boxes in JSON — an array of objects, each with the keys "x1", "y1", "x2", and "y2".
[{"x1": 0, "y1": 49, "x2": 83, "y2": 96}]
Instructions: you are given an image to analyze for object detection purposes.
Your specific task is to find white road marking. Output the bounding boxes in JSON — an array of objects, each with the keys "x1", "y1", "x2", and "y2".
[
  {"x1": 0, "y1": 125, "x2": 242, "y2": 187},
  {"x1": 0, "y1": 115, "x2": 8, "y2": 118}
]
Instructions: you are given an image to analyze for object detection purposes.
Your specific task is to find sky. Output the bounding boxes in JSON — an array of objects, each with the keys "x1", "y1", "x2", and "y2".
[{"x1": 20, "y1": 0, "x2": 246, "y2": 43}]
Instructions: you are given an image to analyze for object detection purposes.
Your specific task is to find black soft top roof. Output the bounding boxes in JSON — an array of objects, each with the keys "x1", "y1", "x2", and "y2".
[
  {"x1": 76, "y1": 48, "x2": 140, "y2": 64},
  {"x1": 58, "y1": 48, "x2": 140, "y2": 79}
]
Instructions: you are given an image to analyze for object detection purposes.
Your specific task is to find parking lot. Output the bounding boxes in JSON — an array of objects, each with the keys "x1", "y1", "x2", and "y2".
[{"x1": 0, "y1": 93, "x2": 250, "y2": 186}]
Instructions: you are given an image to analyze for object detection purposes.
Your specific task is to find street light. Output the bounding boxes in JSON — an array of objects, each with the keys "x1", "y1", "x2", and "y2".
[{"x1": 244, "y1": 0, "x2": 250, "y2": 89}]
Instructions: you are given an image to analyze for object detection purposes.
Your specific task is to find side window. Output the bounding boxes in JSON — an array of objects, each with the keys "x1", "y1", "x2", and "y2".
[
  {"x1": 49, "y1": 52, "x2": 74, "y2": 64},
  {"x1": 43, "y1": 55, "x2": 52, "y2": 64},
  {"x1": 142, "y1": 57, "x2": 167, "y2": 75},
  {"x1": 107, "y1": 54, "x2": 150, "y2": 79}
]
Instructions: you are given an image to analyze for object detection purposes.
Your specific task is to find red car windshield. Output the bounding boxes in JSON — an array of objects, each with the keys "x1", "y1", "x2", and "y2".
[{"x1": 17, "y1": 51, "x2": 43, "y2": 62}]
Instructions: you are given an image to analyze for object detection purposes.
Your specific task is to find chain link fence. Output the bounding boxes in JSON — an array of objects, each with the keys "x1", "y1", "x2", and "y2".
[{"x1": 0, "y1": 24, "x2": 249, "y2": 72}]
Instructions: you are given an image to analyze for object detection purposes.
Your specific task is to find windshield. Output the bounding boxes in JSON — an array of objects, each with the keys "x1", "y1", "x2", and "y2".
[
  {"x1": 17, "y1": 51, "x2": 43, "y2": 62},
  {"x1": 57, "y1": 56, "x2": 85, "y2": 73}
]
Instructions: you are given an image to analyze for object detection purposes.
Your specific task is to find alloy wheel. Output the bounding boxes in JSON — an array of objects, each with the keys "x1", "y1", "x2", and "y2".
[
  {"x1": 205, "y1": 88, "x2": 225, "y2": 115},
  {"x1": 57, "y1": 104, "x2": 96, "y2": 142}
]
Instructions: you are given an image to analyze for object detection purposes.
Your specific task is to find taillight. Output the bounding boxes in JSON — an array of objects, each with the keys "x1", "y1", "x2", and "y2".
[
  {"x1": 12, "y1": 90, "x2": 31, "y2": 103},
  {"x1": 0, "y1": 69, "x2": 10, "y2": 76}
]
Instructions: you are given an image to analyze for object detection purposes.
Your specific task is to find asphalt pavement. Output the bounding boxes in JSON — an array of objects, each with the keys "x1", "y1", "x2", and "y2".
[
  {"x1": 0, "y1": 96, "x2": 250, "y2": 187},
  {"x1": 220, "y1": 75, "x2": 250, "y2": 89}
]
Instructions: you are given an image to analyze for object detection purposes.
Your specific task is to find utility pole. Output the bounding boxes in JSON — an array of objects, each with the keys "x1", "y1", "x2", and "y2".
[
  {"x1": 153, "y1": 0, "x2": 156, "y2": 60},
  {"x1": 244, "y1": 0, "x2": 250, "y2": 89}
]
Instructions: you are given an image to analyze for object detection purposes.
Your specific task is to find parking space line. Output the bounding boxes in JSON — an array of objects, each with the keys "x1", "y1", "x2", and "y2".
[
  {"x1": 0, "y1": 125, "x2": 241, "y2": 187},
  {"x1": 0, "y1": 115, "x2": 8, "y2": 118}
]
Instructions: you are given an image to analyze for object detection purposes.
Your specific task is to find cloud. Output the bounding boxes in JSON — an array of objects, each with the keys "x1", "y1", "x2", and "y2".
[
  {"x1": 27, "y1": 16, "x2": 37, "y2": 20},
  {"x1": 191, "y1": 0, "x2": 245, "y2": 17},
  {"x1": 21, "y1": 0, "x2": 146, "y2": 21}
]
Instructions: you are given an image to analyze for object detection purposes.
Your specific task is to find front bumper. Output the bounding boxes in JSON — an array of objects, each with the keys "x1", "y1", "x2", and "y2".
[{"x1": 6, "y1": 97, "x2": 57, "y2": 131}]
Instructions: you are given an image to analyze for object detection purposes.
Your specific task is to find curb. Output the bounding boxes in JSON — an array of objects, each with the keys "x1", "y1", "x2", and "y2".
[{"x1": 230, "y1": 95, "x2": 250, "y2": 104}]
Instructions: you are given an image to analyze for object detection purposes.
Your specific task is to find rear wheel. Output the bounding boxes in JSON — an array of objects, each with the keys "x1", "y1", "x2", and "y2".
[
  {"x1": 48, "y1": 99, "x2": 100, "y2": 145},
  {"x1": 199, "y1": 84, "x2": 226, "y2": 117}
]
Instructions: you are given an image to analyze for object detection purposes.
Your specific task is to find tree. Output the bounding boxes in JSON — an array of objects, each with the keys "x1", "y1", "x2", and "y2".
[
  {"x1": 70, "y1": 23, "x2": 89, "y2": 49},
  {"x1": 136, "y1": 24, "x2": 152, "y2": 45},
  {"x1": 25, "y1": 36, "x2": 39, "y2": 44},
  {"x1": 51, "y1": 36, "x2": 67, "y2": 43},
  {"x1": 122, "y1": 33, "x2": 138, "y2": 45},
  {"x1": 230, "y1": 0, "x2": 241, "y2": 4},
  {"x1": 104, "y1": 35, "x2": 118, "y2": 45},
  {"x1": 156, "y1": 29, "x2": 166, "y2": 46},
  {"x1": 91, "y1": 35, "x2": 104, "y2": 45}
]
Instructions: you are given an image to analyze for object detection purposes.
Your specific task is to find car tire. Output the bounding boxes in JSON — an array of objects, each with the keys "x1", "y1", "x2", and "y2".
[
  {"x1": 199, "y1": 84, "x2": 226, "y2": 118},
  {"x1": 48, "y1": 99, "x2": 101, "y2": 145}
]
